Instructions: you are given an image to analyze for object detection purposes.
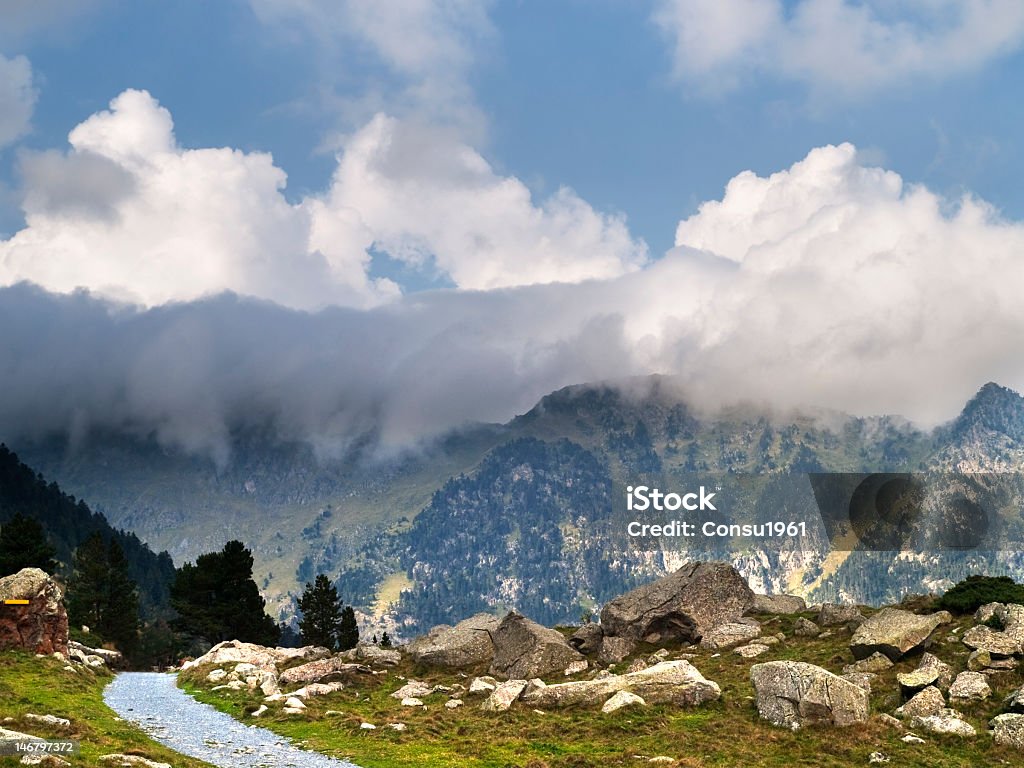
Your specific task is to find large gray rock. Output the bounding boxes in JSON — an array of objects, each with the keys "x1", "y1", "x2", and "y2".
[
  {"x1": 961, "y1": 625, "x2": 1023, "y2": 657},
  {"x1": 992, "y1": 713, "x2": 1024, "y2": 750},
  {"x1": 948, "y1": 671, "x2": 991, "y2": 702},
  {"x1": 568, "y1": 623, "x2": 604, "y2": 654},
  {"x1": 348, "y1": 643, "x2": 402, "y2": 666},
  {"x1": 598, "y1": 636, "x2": 635, "y2": 665},
  {"x1": 600, "y1": 562, "x2": 754, "y2": 644},
  {"x1": 488, "y1": 612, "x2": 584, "y2": 680},
  {"x1": 749, "y1": 594, "x2": 807, "y2": 615},
  {"x1": 750, "y1": 661, "x2": 869, "y2": 729},
  {"x1": 818, "y1": 603, "x2": 864, "y2": 627},
  {"x1": 897, "y1": 686, "x2": 946, "y2": 719},
  {"x1": 521, "y1": 660, "x2": 720, "y2": 709},
  {"x1": 480, "y1": 680, "x2": 528, "y2": 712},
  {"x1": 0, "y1": 568, "x2": 68, "y2": 656},
  {"x1": 849, "y1": 608, "x2": 950, "y2": 661},
  {"x1": 278, "y1": 657, "x2": 372, "y2": 686},
  {"x1": 408, "y1": 613, "x2": 499, "y2": 668},
  {"x1": 700, "y1": 622, "x2": 761, "y2": 650}
]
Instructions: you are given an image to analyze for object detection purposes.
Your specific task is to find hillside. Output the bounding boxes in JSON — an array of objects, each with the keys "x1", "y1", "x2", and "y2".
[
  {"x1": 10, "y1": 379, "x2": 1024, "y2": 632},
  {"x1": 0, "y1": 445, "x2": 177, "y2": 618}
]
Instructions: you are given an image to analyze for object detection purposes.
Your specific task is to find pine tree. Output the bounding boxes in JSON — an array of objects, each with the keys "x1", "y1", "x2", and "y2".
[
  {"x1": 297, "y1": 574, "x2": 343, "y2": 650},
  {"x1": 65, "y1": 533, "x2": 141, "y2": 656},
  {"x1": 66, "y1": 533, "x2": 110, "y2": 630},
  {"x1": 338, "y1": 605, "x2": 359, "y2": 651},
  {"x1": 103, "y1": 539, "x2": 140, "y2": 657},
  {"x1": 171, "y1": 540, "x2": 279, "y2": 646},
  {"x1": 0, "y1": 512, "x2": 59, "y2": 576},
  {"x1": 379, "y1": 631, "x2": 392, "y2": 649}
]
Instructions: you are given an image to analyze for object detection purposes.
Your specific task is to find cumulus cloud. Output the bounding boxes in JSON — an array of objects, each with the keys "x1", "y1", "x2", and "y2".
[
  {"x1": 6, "y1": 142, "x2": 1024, "y2": 463},
  {"x1": 0, "y1": 53, "x2": 36, "y2": 149},
  {"x1": 1, "y1": 91, "x2": 643, "y2": 307},
  {"x1": 654, "y1": 0, "x2": 1024, "y2": 96},
  {"x1": 248, "y1": 0, "x2": 494, "y2": 135}
]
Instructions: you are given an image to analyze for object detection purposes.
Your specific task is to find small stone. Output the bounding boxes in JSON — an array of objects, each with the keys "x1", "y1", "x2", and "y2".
[
  {"x1": 284, "y1": 697, "x2": 306, "y2": 709},
  {"x1": 251, "y1": 705, "x2": 268, "y2": 718},
  {"x1": 400, "y1": 697, "x2": 424, "y2": 707},
  {"x1": 897, "y1": 686, "x2": 945, "y2": 719},
  {"x1": 601, "y1": 690, "x2": 646, "y2": 714},
  {"x1": 910, "y1": 709, "x2": 976, "y2": 737},
  {"x1": 843, "y1": 652, "x2": 893, "y2": 675},
  {"x1": 24, "y1": 714, "x2": 70, "y2": 728},
  {"x1": 868, "y1": 752, "x2": 889, "y2": 764},
  {"x1": 733, "y1": 643, "x2": 770, "y2": 659},
  {"x1": 467, "y1": 676, "x2": 497, "y2": 695},
  {"x1": 387, "y1": 723, "x2": 407, "y2": 731},
  {"x1": 793, "y1": 618, "x2": 820, "y2": 637},
  {"x1": 901, "y1": 734, "x2": 925, "y2": 744},
  {"x1": 360, "y1": 722, "x2": 376, "y2": 730},
  {"x1": 444, "y1": 699, "x2": 463, "y2": 709}
]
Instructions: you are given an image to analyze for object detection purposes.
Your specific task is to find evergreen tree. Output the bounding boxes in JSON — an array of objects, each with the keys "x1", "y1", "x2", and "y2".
[
  {"x1": 65, "y1": 533, "x2": 140, "y2": 656},
  {"x1": 0, "y1": 512, "x2": 58, "y2": 576},
  {"x1": 338, "y1": 605, "x2": 359, "y2": 651},
  {"x1": 297, "y1": 574, "x2": 343, "y2": 650},
  {"x1": 171, "y1": 540, "x2": 279, "y2": 646},
  {"x1": 379, "y1": 631, "x2": 392, "y2": 649}
]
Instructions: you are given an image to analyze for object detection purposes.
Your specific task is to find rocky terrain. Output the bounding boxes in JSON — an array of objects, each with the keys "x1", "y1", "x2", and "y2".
[{"x1": 179, "y1": 562, "x2": 1024, "y2": 767}]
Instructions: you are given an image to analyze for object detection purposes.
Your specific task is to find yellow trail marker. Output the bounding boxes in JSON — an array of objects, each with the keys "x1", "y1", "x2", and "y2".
[{"x1": 2, "y1": 599, "x2": 30, "y2": 605}]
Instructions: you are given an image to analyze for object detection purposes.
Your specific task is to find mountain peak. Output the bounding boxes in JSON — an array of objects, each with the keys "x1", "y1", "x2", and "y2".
[{"x1": 950, "y1": 382, "x2": 1024, "y2": 442}]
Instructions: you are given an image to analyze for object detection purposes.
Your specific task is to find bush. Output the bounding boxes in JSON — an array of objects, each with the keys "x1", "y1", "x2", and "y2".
[{"x1": 938, "y1": 575, "x2": 1024, "y2": 614}]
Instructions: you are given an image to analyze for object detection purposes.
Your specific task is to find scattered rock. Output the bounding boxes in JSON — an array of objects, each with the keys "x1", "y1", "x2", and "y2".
[
  {"x1": 467, "y1": 676, "x2": 497, "y2": 695},
  {"x1": 598, "y1": 636, "x2": 635, "y2": 665},
  {"x1": 23, "y1": 714, "x2": 69, "y2": 728},
  {"x1": 599, "y1": 562, "x2": 754, "y2": 645},
  {"x1": 849, "y1": 608, "x2": 950, "y2": 661},
  {"x1": 481, "y1": 680, "x2": 528, "y2": 712},
  {"x1": 182, "y1": 639, "x2": 329, "y2": 674},
  {"x1": 251, "y1": 704, "x2": 268, "y2": 717},
  {"x1": 359, "y1": 722, "x2": 376, "y2": 730},
  {"x1": 910, "y1": 709, "x2": 976, "y2": 737},
  {"x1": 877, "y1": 713, "x2": 902, "y2": 730},
  {"x1": 868, "y1": 752, "x2": 889, "y2": 764},
  {"x1": 843, "y1": 652, "x2": 893, "y2": 675},
  {"x1": 901, "y1": 734, "x2": 925, "y2": 744},
  {"x1": 278, "y1": 657, "x2": 372, "y2": 686},
  {"x1": 284, "y1": 696, "x2": 306, "y2": 709},
  {"x1": 991, "y1": 713, "x2": 1024, "y2": 750},
  {"x1": 568, "y1": 623, "x2": 604, "y2": 654},
  {"x1": 207, "y1": 669, "x2": 227, "y2": 683},
  {"x1": 348, "y1": 643, "x2": 402, "y2": 666},
  {"x1": 601, "y1": 690, "x2": 646, "y2": 713},
  {"x1": 948, "y1": 671, "x2": 991, "y2": 702},
  {"x1": 750, "y1": 661, "x2": 869, "y2": 729},
  {"x1": 793, "y1": 618, "x2": 820, "y2": 637},
  {"x1": 897, "y1": 668, "x2": 940, "y2": 695},
  {"x1": 290, "y1": 682, "x2": 345, "y2": 699},
  {"x1": 818, "y1": 603, "x2": 864, "y2": 627},
  {"x1": 700, "y1": 622, "x2": 761, "y2": 650},
  {"x1": 444, "y1": 699, "x2": 463, "y2": 710},
  {"x1": 916, "y1": 653, "x2": 954, "y2": 689},
  {"x1": 749, "y1": 594, "x2": 807, "y2": 615},
  {"x1": 975, "y1": 602, "x2": 1004, "y2": 624},
  {"x1": 391, "y1": 680, "x2": 434, "y2": 700},
  {"x1": 19, "y1": 755, "x2": 71, "y2": 766},
  {"x1": 407, "y1": 613, "x2": 500, "y2": 668},
  {"x1": 961, "y1": 625, "x2": 1022, "y2": 657},
  {"x1": 387, "y1": 723, "x2": 407, "y2": 731},
  {"x1": 400, "y1": 697, "x2": 424, "y2": 707},
  {"x1": 522, "y1": 660, "x2": 720, "y2": 709},
  {"x1": 489, "y1": 612, "x2": 584, "y2": 680},
  {"x1": 734, "y1": 643, "x2": 770, "y2": 659},
  {"x1": 0, "y1": 569, "x2": 69, "y2": 656},
  {"x1": 98, "y1": 756, "x2": 171, "y2": 768},
  {"x1": 897, "y1": 686, "x2": 945, "y2": 719}
]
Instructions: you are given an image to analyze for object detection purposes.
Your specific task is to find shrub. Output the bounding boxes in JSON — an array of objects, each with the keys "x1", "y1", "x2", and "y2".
[{"x1": 938, "y1": 575, "x2": 1024, "y2": 614}]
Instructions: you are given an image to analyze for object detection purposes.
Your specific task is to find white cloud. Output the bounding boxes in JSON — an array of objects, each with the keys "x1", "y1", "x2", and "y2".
[
  {"x1": 248, "y1": 0, "x2": 494, "y2": 135},
  {"x1": 0, "y1": 91, "x2": 647, "y2": 307},
  {"x1": 0, "y1": 53, "x2": 36, "y2": 149},
  {"x1": 654, "y1": 0, "x2": 1024, "y2": 96}
]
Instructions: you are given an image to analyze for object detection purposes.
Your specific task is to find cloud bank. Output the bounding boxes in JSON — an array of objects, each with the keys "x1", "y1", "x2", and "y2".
[
  {"x1": 4, "y1": 143, "x2": 1024, "y2": 464},
  {"x1": 654, "y1": 0, "x2": 1024, "y2": 96},
  {"x1": 0, "y1": 91, "x2": 646, "y2": 308}
]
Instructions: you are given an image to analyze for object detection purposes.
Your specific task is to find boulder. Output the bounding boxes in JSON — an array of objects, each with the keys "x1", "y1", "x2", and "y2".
[
  {"x1": 961, "y1": 625, "x2": 1023, "y2": 657},
  {"x1": 391, "y1": 680, "x2": 434, "y2": 700},
  {"x1": 842, "y1": 652, "x2": 893, "y2": 675},
  {"x1": 0, "y1": 727, "x2": 43, "y2": 743},
  {"x1": 598, "y1": 636, "x2": 635, "y2": 665},
  {"x1": 480, "y1": 680, "x2": 528, "y2": 712},
  {"x1": 818, "y1": 603, "x2": 864, "y2": 627},
  {"x1": 793, "y1": 618, "x2": 820, "y2": 637},
  {"x1": 749, "y1": 594, "x2": 807, "y2": 615},
  {"x1": 599, "y1": 562, "x2": 754, "y2": 644},
  {"x1": 568, "y1": 623, "x2": 604, "y2": 654},
  {"x1": 897, "y1": 686, "x2": 945, "y2": 719},
  {"x1": 182, "y1": 639, "x2": 330, "y2": 674},
  {"x1": 750, "y1": 661, "x2": 869, "y2": 729},
  {"x1": 948, "y1": 671, "x2": 991, "y2": 702},
  {"x1": 467, "y1": 676, "x2": 497, "y2": 695},
  {"x1": 489, "y1": 612, "x2": 584, "y2": 680},
  {"x1": 841, "y1": 672, "x2": 874, "y2": 693},
  {"x1": 349, "y1": 644, "x2": 402, "y2": 666},
  {"x1": 849, "y1": 609, "x2": 950, "y2": 661},
  {"x1": 407, "y1": 613, "x2": 500, "y2": 668},
  {"x1": 278, "y1": 657, "x2": 372, "y2": 686},
  {"x1": 897, "y1": 669, "x2": 939, "y2": 695},
  {"x1": 700, "y1": 622, "x2": 761, "y2": 650},
  {"x1": 992, "y1": 713, "x2": 1024, "y2": 750},
  {"x1": 0, "y1": 569, "x2": 68, "y2": 656},
  {"x1": 916, "y1": 653, "x2": 954, "y2": 689},
  {"x1": 68, "y1": 640, "x2": 123, "y2": 669},
  {"x1": 734, "y1": 643, "x2": 770, "y2": 659},
  {"x1": 601, "y1": 690, "x2": 645, "y2": 713},
  {"x1": 910, "y1": 709, "x2": 976, "y2": 737},
  {"x1": 521, "y1": 660, "x2": 720, "y2": 709}
]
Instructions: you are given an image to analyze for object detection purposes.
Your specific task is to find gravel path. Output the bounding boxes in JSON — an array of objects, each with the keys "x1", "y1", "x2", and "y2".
[{"x1": 104, "y1": 672, "x2": 360, "y2": 768}]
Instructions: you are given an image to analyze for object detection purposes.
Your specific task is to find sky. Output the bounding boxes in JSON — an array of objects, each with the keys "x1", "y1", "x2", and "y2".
[{"x1": 2, "y1": 0, "x2": 1024, "y2": 460}]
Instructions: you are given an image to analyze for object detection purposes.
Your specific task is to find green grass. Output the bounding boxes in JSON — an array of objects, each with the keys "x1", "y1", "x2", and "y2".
[
  {"x1": 179, "y1": 611, "x2": 1024, "y2": 768},
  {"x1": 0, "y1": 651, "x2": 211, "y2": 768}
]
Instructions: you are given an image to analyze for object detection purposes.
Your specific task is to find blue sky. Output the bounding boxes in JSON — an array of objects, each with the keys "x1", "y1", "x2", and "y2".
[{"x1": 3, "y1": 1, "x2": 1024, "y2": 450}]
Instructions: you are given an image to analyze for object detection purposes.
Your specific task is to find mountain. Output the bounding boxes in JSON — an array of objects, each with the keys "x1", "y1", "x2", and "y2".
[
  {"x1": 9, "y1": 379, "x2": 1024, "y2": 634},
  {"x1": 0, "y1": 444, "x2": 178, "y2": 618}
]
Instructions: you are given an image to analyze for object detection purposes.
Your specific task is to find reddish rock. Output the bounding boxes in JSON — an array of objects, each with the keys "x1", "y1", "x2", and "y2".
[{"x1": 0, "y1": 568, "x2": 69, "y2": 656}]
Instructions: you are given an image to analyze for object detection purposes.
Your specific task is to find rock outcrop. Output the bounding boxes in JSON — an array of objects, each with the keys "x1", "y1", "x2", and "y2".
[
  {"x1": 488, "y1": 612, "x2": 583, "y2": 680},
  {"x1": 521, "y1": 660, "x2": 720, "y2": 709},
  {"x1": 278, "y1": 657, "x2": 373, "y2": 687},
  {"x1": 182, "y1": 639, "x2": 330, "y2": 673},
  {"x1": 408, "y1": 613, "x2": 499, "y2": 668},
  {"x1": 749, "y1": 594, "x2": 807, "y2": 615},
  {"x1": 849, "y1": 608, "x2": 951, "y2": 661},
  {"x1": 600, "y1": 562, "x2": 754, "y2": 645},
  {"x1": 750, "y1": 661, "x2": 869, "y2": 729},
  {"x1": 0, "y1": 568, "x2": 68, "y2": 656}
]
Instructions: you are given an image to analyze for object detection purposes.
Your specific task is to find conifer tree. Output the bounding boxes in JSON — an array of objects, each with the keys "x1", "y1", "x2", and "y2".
[
  {"x1": 338, "y1": 604, "x2": 359, "y2": 651},
  {"x1": 297, "y1": 574, "x2": 343, "y2": 650},
  {"x1": 0, "y1": 512, "x2": 58, "y2": 576}
]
